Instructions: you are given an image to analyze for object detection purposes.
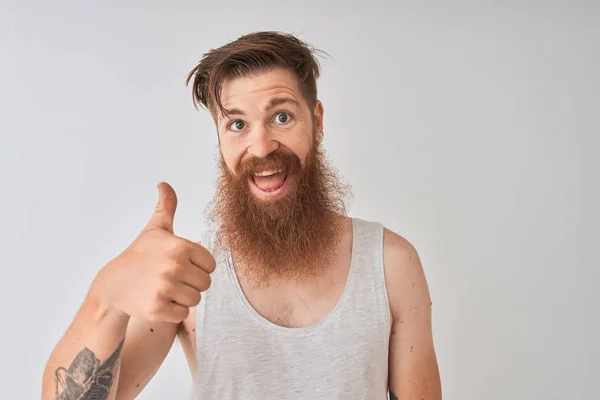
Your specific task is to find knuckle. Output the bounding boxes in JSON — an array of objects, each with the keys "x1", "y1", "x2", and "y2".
[
  {"x1": 156, "y1": 282, "x2": 173, "y2": 299},
  {"x1": 149, "y1": 285, "x2": 169, "y2": 304},
  {"x1": 206, "y1": 256, "x2": 217, "y2": 273},
  {"x1": 169, "y1": 260, "x2": 187, "y2": 276},
  {"x1": 167, "y1": 238, "x2": 189, "y2": 256},
  {"x1": 191, "y1": 271, "x2": 210, "y2": 292},
  {"x1": 159, "y1": 261, "x2": 182, "y2": 280},
  {"x1": 192, "y1": 291, "x2": 202, "y2": 305},
  {"x1": 203, "y1": 273, "x2": 212, "y2": 290}
]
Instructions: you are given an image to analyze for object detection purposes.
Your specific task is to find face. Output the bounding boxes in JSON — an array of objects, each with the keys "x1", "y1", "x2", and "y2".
[
  {"x1": 206, "y1": 67, "x2": 350, "y2": 285},
  {"x1": 216, "y1": 67, "x2": 323, "y2": 201}
]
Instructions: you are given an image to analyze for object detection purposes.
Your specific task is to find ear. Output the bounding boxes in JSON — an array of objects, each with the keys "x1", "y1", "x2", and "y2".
[{"x1": 313, "y1": 100, "x2": 324, "y2": 135}]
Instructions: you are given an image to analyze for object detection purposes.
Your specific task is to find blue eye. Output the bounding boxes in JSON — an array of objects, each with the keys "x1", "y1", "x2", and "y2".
[
  {"x1": 230, "y1": 120, "x2": 245, "y2": 131},
  {"x1": 274, "y1": 112, "x2": 291, "y2": 124}
]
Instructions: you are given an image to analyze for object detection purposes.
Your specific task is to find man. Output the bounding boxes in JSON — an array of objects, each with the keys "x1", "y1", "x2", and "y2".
[{"x1": 42, "y1": 31, "x2": 441, "y2": 399}]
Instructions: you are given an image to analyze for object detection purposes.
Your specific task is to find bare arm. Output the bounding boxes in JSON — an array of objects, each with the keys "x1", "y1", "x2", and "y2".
[
  {"x1": 114, "y1": 317, "x2": 180, "y2": 399},
  {"x1": 178, "y1": 305, "x2": 199, "y2": 379},
  {"x1": 42, "y1": 183, "x2": 214, "y2": 399},
  {"x1": 41, "y1": 276, "x2": 180, "y2": 400},
  {"x1": 384, "y1": 228, "x2": 442, "y2": 400},
  {"x1": 41, "y1": 286, "x2": 129, "y2": 400}
]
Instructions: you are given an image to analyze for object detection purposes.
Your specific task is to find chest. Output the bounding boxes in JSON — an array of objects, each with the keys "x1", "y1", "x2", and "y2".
[{"x1": 236, "y1": 256, "x2": 351, "y2": 328}]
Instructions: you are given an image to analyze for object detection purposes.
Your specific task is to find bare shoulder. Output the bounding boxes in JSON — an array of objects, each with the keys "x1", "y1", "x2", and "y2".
[
  {"x1": 382, "y1": 228, "x2": 441, "y2": 398},
  {"x1": 382, "y1": 228, "x2": 432, "y2": 324}
]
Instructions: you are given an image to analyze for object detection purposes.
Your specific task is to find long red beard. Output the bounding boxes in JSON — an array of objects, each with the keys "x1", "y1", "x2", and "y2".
[{"x1": 206, "y1": 139, "x2": 352, "y2": 286}]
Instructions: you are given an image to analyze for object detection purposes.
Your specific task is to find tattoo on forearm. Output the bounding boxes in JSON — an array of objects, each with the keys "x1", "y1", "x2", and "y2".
[
  {"x1": 54, "y1": 340, "x2": 124, "y2": 400},
  {"x1": 389, "y1": 390, "x2": 398, "y2": 400}
]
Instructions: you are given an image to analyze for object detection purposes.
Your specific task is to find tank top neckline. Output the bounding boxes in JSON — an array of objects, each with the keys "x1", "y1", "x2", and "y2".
[{"x1": 223, "y1": 217, "x2": 359, "y2": 336}]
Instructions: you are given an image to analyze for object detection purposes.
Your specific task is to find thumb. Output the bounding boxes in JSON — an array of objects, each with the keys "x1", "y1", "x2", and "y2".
[{"x1": 146, "y1": 182, "x2": 177, "y2": 233}]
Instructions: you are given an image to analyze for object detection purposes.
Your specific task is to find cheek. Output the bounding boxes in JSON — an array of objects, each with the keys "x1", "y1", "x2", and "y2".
[
  {"x1": 219, "y1": 146, "x2": 243, "y2": 175},
  {"x1": 297, "y1": 141, "x2": 314, "y2": 168},
  {"x1": 279, "y1": 135, "x2": 312, "y2": 167}
]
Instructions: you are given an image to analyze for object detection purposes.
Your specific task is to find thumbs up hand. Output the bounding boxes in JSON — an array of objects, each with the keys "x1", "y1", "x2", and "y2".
[{"x1": 93, "y1": 182, "x2": 216, "y2": 323}]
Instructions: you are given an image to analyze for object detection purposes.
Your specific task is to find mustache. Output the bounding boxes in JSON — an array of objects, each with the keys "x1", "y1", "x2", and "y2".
[{"x1": 238, "y1": 151, "x2": 302, "y2": 177}]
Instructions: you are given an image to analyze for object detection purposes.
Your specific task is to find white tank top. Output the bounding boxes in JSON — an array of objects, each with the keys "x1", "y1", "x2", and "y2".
[{"x1": 189, "y1": 218, "x2": 391, "y2": 399}]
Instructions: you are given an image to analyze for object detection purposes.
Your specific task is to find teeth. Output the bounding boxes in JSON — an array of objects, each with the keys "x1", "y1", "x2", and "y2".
[{"x1": 254, "y1": 169, "x2": 284, "y2": 177}]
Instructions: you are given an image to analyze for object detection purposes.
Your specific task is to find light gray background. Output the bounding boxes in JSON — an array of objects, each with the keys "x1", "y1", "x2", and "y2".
[{"x1": 1, "y1": 1, "x2": 598, "y2": 399}]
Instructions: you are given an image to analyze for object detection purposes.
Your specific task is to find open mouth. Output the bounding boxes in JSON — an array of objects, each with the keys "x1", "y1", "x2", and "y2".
[{"x1": 250, "y1": 168, "x2": 289, "y2": 194}]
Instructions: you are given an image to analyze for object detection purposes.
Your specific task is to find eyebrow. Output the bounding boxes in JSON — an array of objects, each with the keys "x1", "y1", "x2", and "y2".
[
  {"x1": 221, "y1": 97, "x2": 301, "y2": 120},
  {"x1": 264, "y1": 96, "x2": 301, "y2": 112}
]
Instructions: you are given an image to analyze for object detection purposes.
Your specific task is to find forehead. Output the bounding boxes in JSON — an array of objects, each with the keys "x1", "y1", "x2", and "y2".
[{"x1": 220, "y1": 68, "x2": 307, "y2": 111}]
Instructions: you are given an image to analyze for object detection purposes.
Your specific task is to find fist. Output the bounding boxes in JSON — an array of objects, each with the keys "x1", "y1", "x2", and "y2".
[{"x1": 95, "y1": 182, "x2": 216, "y2": 323}]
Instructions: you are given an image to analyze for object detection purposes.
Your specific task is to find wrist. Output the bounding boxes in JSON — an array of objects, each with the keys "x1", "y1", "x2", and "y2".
[{"x1": 88, "y1": 263, "x2": 130, "y2": 322}]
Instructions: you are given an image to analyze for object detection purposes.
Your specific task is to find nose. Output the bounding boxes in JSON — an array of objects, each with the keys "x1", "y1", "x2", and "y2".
[{"x1": 247, "y1": 126, "x2": 279, "y2": 158}]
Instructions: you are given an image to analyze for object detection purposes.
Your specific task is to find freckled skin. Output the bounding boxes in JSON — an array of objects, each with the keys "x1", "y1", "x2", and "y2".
[{"x1": 384, "y1": 228, "x2": 441, "y2": 399}]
